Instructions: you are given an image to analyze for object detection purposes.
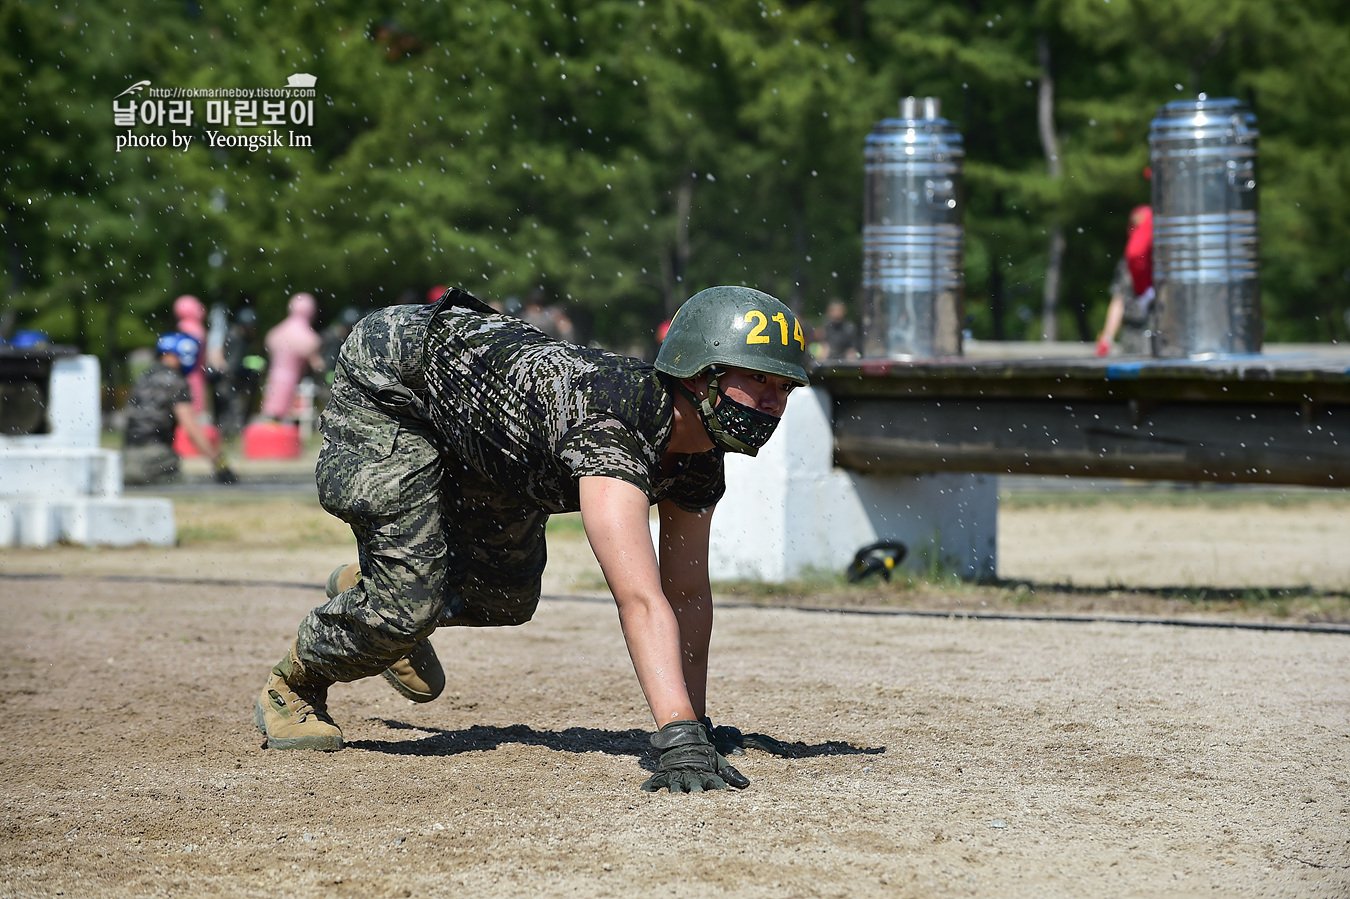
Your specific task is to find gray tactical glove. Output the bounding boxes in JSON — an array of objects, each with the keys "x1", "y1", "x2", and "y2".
[
  {"x1": 701, "y1": 716, "x2": 793, "y2": 758},
  {"x1": 640, "y1": 720, "x2": 750, "y2": 793}
]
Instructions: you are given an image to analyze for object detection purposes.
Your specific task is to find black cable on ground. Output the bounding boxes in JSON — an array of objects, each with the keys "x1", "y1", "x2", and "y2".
[{"x1": 720, "y1": 601, "x2": 1350, "y2": 635}]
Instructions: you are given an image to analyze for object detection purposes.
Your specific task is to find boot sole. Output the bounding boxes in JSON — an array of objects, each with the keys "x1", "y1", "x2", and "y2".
[
  {"x1": 253, "y1": 698, "x2": 344, "y2": 751},
  {"x1": 381, "y1": 667, "x2": 439, "y2": 703}
]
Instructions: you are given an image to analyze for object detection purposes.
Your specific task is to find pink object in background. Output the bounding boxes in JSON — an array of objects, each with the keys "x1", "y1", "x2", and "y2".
[
  {"x1": 174, "y1": 294, "x2": 208, "y2": 413},
  {"x1": 241, "y1": 420, "x2": 302, "y2": 459},
  {"x1": 260, "y1": 292, "x2": 323, "y2": 420},
  {"x1": 173, "y1": 423, "x2": 220, "y2": 457}
]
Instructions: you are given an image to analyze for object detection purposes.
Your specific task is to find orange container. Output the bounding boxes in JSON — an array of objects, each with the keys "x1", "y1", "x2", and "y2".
[
  {"x1": 241, "y1": 421, "x2": 302, "y2": 460},
  {"x1": 173, "y1": 423, "x2": 220, "y2": 457}
]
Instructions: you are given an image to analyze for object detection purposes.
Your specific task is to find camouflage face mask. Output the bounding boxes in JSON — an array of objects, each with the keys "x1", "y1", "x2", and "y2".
[{"x1": 697, "y1": 368, "x2": 784, "y2": 456}]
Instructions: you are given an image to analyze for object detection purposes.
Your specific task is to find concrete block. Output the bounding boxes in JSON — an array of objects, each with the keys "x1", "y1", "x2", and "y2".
[
  {"x1": 0, "y1": 447, "x2": 123, "y2": 498},
  {"x1": 9, "y1": 500, "x2": 58, "y2": 547},
  {"x1": 0, "y1": 355, "x2": 173, "y2": 547},
  {"x1": 95, "y1": 449, "x2": 122, "y2": 497},
  {"x1": 0, "y1": 497, "x2": 175, "y2": 547},
  {"x1": 59, "y1": 498, "x2": 176, "y2": 547},
  {"x1": 46, "y1": 355, "x2": 103, "y2": 448},
  {"x1": 703, "y1": 387, "x2": 997, "y2": 583}
]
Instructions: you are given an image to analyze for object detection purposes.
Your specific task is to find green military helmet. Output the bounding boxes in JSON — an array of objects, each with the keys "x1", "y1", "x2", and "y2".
[
  {"x1": 655, "y1": 286, "x2": 809, "y2": 456},
  {"x1": 655, "y1": 286, "x2": 810, "y2": 387}
]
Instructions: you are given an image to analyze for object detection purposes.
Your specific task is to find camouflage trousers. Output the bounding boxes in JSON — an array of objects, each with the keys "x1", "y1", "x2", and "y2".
[
  {"x1": 296, "y1": 306, "x2": 548, "y2": 684},
  {"x1": 1118, "y1": 323, "x2": 1151, "y2": 355},
  {"x1": 122, "y1": 443, "x2": 180, "y2": 485}
]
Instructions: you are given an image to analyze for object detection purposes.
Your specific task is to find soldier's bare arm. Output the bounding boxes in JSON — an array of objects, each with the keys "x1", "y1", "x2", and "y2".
[
  {"x1": 172, "y1": 400, "x2": 221, "y2": 465},
  {"x1": 1097, "y1": 292, "x2": 1125, "y2": 355},
  {"x1": 657, "y1": 499, "x2": 714, "y2": 719},
  {"x1": 578, "y1": 475, "x2": 697, "y2": 727}
]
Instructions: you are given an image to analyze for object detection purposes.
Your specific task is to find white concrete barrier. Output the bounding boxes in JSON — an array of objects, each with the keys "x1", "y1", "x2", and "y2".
[
  {"x1": 0, "y1": 497, "x2": 175, "y2": 548},
  {"x1": 0, "y1": 447, "x2": 121, "y2": 498},
  {"x1": 47, "y1": 355, "x2": 103, "y2": 447},
  {"x1": 0, "y1": 354, "x2": 175, "y2": 547},
  {"x1": 701, "y1": 387, "x2": 997, "y2": 583},
  {"x1": 59, "y1": 497, "x2": 177, "y2": 547}
]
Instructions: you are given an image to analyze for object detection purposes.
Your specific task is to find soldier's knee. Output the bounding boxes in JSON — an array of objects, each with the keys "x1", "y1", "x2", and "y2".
[
  {"x1": 349, "y1": 568, "x2": 448, "y2": 640},
  {"x1": 446, "y1": 581, "x2": 540, "y2": 628},
  {"x1": 485, "y1": 596, "x2": 539, "y2": 627},
  {"x1": 382, "y1": 595, "x2": 446, "y2": 641}
]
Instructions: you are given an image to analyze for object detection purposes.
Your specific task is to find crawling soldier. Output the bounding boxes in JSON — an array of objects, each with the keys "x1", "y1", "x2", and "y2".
[
  {"x1": 254, "y1": 286, "x2": 808, "y2": 791},
  {"x1": 123, "y1": 332, "x2": 237, "y2": 486}
]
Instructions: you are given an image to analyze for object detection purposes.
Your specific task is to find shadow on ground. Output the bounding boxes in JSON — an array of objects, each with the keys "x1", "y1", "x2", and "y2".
[{"x1": 348, "y1": 721, "x2": 885, "y2": 766}]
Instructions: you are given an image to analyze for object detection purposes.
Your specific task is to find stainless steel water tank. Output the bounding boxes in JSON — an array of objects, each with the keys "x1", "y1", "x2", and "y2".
[
  {"x1": 861, "y1": 96, "x2": 964, "y2": 358},
  {"x1": 1149, "y1": 95, "x2": 1261, "y2": 357}
]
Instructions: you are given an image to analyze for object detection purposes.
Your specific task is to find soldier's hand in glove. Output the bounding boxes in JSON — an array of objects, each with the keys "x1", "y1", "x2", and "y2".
[
  {"x1": 213, "y1": 456, "x2": 239, "y2": 485},
  {"x1": 640, "y1": 720, "x2": 750, "y2": 793},
  {"x1": 702, "y1": 716, "x2": 794, "y2": 757}
]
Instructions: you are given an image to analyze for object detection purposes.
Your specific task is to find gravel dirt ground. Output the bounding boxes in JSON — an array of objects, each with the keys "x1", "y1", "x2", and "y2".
[{"x1": 1, "y1": 483, "x2": 1347, "y2": 898}]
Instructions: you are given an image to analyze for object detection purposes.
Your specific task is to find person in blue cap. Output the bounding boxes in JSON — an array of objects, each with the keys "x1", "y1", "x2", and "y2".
[{"x1": 123, "y1": 333, "x2": 237, "y2": 485}]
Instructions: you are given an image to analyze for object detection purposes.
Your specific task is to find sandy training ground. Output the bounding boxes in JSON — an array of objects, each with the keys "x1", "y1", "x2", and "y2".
[{"x1": 1, "y1": 488, "x2": 1347, "y2": 897}]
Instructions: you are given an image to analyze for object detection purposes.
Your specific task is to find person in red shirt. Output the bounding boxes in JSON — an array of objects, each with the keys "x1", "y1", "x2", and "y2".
[{"x1": 1096, "y1": 205, "x2": 1154, "y2": 356}]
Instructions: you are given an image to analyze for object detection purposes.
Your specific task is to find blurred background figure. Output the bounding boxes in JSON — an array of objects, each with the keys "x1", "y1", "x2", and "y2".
[
  {"x1": 1096, "y1": 205, "x2": 1155, "y2": 356},
  {"x1": 210, "y1": 306, "x2": 263, "y2": 438},
  {"x1": 320, "y1": 306, "x2": 363, "y2": 379},
  {"x1": 521, "y1": 287, "x2": 575, "y2": 342},
  {"x1": 173, "y1": 294, "x2": 209, "y2": 414},
  {"x1": 316, "y1": 306, "x2": 363, "y2": 412},
  {"x1": 206, "y1": 302, "x2": 229, "y2": 382},
  {"x1": 123, "y1": 332, "x2": 236, "y2": 485},
  {"x1": 204, "y1": 301, "x2": 230, "y2": 429},
  {"x1": 260, "y1": 292, "x2": 325, "y2": 421},
  {"x1": 818, "y1": 299, "x2": 861, "y2": 360},
  {"x1": 426, "y1": 285, "x2": 447, "y2": 304}
]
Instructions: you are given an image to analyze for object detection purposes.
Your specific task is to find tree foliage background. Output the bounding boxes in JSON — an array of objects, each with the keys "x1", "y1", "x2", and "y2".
[{"x1": 3, "y1": 0, "x2": 1348, "y2": 382}]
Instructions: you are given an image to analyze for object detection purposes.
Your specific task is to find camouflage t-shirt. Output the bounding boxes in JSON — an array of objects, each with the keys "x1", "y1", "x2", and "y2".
[
  {"x1": 123, "y1": 362, "x2": 190, "y2": 447},
  {"x1": 422, "y1": 303, "x2": 724, "y2": 515}
]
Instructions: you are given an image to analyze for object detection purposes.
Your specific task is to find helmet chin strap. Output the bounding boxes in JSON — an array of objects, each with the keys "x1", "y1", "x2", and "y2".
[{"x1": 669, "y1": 370, "x2": 765, "y2": 456}]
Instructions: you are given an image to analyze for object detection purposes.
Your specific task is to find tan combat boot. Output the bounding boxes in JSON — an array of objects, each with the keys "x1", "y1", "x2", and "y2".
[
  {"x1": 381, "y1": 640, "x2": 446, "y2": 703},
  {"x1": 254, "y1": 641, "x2": 343, "y2": 751},
  {"x1": 325, "y1": 564, "x2": 446, "y2": 703},
  {"x1": 325, "y1": 562, "x2": 364, "y2": 598}
]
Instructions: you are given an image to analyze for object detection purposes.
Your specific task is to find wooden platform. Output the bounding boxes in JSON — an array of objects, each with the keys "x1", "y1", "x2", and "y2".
[{"x1": 816, "y1": 345, "x2": 1350, "y2": 487}]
